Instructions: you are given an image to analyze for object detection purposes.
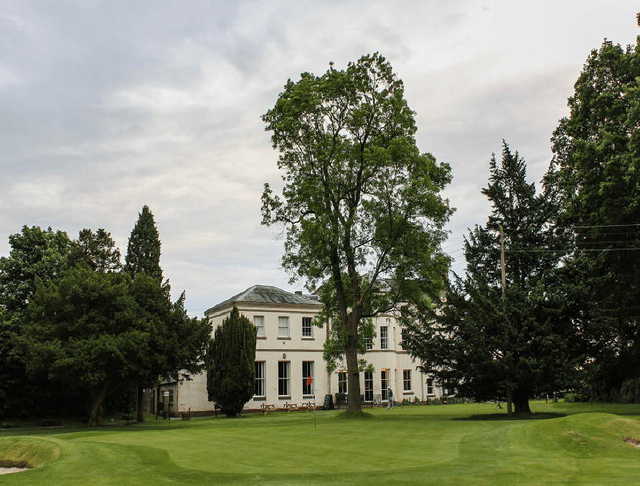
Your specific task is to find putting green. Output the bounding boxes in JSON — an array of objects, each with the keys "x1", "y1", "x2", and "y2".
[{"x1": 1, "y1": 402, "x2": 640, "y2": 485}]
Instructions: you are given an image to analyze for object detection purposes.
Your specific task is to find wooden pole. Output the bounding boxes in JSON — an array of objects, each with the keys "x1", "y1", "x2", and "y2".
[{"x1": 499, "y1": 225, "x2": 513, "y2": 415}]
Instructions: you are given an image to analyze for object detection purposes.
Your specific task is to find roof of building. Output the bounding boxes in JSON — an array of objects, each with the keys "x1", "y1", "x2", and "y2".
[{"x1": 205, "y1": 285, "x2": 321, "y2": 315}]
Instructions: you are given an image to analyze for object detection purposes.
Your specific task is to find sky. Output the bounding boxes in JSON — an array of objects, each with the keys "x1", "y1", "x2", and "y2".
[{"x1": 1, "y1": 1, "x2": 639, "y2": 315}]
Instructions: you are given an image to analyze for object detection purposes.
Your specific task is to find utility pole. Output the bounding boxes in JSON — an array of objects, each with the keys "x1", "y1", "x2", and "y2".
[{"x1": 499, "y1": 225, "x2": 512, "y2": 414}]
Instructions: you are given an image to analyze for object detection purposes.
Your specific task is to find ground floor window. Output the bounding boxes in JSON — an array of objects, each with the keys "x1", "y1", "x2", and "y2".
[
  {"x1": 403, "y1": 370, "x2": 412, "y2": 391},
  {"x1": 255, "y1": 361, "x2": 265, "y2": 397},
  {"x1": 302, "y1": 361, "x2": 314, "y2": 396},
  {"x1": 338, "y1": 372, "x2": 347, "y2": 394},
  {"x1": 426, "y1": 378, "x2": 434, "y2": 395},
  {"x1": 364, "y1": 371, "x2": 373, "y2": 402},
  {"x1": 381, "y1": 370, "x2": 389, "y2": 401},
  {"x1": 278, "y1": 361, "x2": 290, "y2": 396}
]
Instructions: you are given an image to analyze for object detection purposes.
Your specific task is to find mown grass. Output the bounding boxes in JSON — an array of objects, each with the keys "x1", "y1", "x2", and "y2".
[{"x1": 1, "y1": 401, "x2": 640, "y2": 485}]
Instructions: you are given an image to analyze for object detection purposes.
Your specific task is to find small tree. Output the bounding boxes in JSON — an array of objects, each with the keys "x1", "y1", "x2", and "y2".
[{"x1": 206, "y1": 306, "x2": 256, "y2": 417}]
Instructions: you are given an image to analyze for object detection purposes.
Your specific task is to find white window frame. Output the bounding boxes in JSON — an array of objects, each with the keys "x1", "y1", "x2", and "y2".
[
  {"x1": 426, "y1": 378, "x2": 434, "y2": 396},
  {"x1": 278, "y1": 361, "x2": 290, "y2": 397},
  {"x1": 254, "y1": 315, "x2": 265, "y2": 338},
  {"x1": 338, "y1": 372, "x2": 347, "y2": 394},
  {"x1": 254, "y1": 361, "x2": 265, "y2": 397},
  {"x1": 403, "y1": 369, "x2": 412, "y2": 391},
  {"x1": 381, "y1": 370, "x2": 388, "y2": 401},
  {"x1": 302, "y1": 316, "x2": 313, "y2": 338},
  {"x1": 364, "y1": 371, "x2": 374, "y2": 402},
  {"x1": 302, "y1": 361, "x2": 314, "y2": 396},
  {"x1": 380, "y1": 326, "x2": 388, "y2": 350},
  {"x1": 278, "y1": 316, "x2": 290, "y2": 338}
]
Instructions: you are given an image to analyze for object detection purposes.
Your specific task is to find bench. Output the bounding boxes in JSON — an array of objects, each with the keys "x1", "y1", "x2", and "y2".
[
  {"x1": 260, "y1": 403, "x2": 275, "y2": 415},
  {"x1": 283, "y1": 402, "x2": 298, "y2": 411}
]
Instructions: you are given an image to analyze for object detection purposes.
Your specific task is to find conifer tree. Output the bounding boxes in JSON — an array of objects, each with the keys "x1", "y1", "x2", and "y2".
[
  {"x1": 404, "y1": 143, "x2": 583, "y2": 414},
  {"x1": 124, "y1": 205, "x2": 162, "y2": 281},
  {"x1": 206, "y1": 306, "x2": 256, "y2": 417}
]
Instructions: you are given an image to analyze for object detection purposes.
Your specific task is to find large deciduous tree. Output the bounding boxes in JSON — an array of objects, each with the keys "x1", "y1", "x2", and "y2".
[
  {"x1": 546, "y1": 38, "x2": 640, "y2": 399},
  {"x1": 261, "y1": 53, "x2": 452, "y2": 413},
  {"x1": 206, "y1": 306, "x2": 256, "y2": 417},
  {"x1": 404, "y1": 144, "x2": 583, "y2": 414}
]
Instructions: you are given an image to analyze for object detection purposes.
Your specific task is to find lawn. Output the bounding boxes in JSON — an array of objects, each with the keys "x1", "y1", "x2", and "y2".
[{"x1": 2, "y1": 401, "x2": 640, "y2": 485}]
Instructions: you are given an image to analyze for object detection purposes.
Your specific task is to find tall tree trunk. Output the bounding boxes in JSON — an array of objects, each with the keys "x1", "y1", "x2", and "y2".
[
  {"x1": 136, "y1": 386, "x2": 144, "y2": 423},
  {"x1": 345, "y1": 319, "x2": 362, "y2": 413},
  {"x1": 88, "y1": 384, "x2": 108, "y2": 427},
  {"x1": 512, "y1": 388, "x2": 531, "y2": 415}
]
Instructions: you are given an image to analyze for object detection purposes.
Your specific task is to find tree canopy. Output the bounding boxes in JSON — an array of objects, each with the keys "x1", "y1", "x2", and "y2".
[
  {"x1": 404, "y1": 143, "x2": 583, "y2": 414},
  {"x1": 261, "y1": 52, "x2": 452, "y2": 412},
  {"x1": 124, "y1": 205, "x2": 163, "y2": 281}
]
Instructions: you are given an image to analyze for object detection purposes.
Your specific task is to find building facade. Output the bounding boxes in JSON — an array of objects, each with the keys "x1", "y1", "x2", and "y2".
[{"x1": 171, "y1": 285, "x2": 443, "y2": 413}]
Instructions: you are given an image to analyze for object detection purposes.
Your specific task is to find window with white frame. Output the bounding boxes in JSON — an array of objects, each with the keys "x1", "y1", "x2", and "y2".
[
  {"x1": 302, "y1": 361, "x2": 314, "y2": 396},
  {"x1": 302, "y1": 317, "x2": 313, "y2": 337},
  {"x1": 380, "y1": 326, "x2": 388, "y2": 349},
  {"x1": 403, "y1": 370, "x2": 412, "y2": 391},
  {"x1": 364, "y1": 335, "x2": 373, "y2": 350},
  {"x1": 254, "y1": 361, "x2": 265, "y2": 397},
  {"x1": 400, "y1": 329, "x2": 407, "y2": 350},
  {"x1": 278, "y1": 316, "x2": 290, "y2": 338},
  {"x1": 381, "y1": 370, "x2": 389, "y2": 401},
  {"x1": 278, "y1": 361, "x2": 290, "y2": 396},
  {"x1": 364, "y1": 371, "x2": 373, "y2": 402},
  {"x1": 426, "y1": 378, "x2": 434, "y2": 395},
  {"x1": 253, "y1": 315, "x2": 265, "y2": 338},
  {"x1": 338, "y1": 372, "x2": 347, "y2": 394}
]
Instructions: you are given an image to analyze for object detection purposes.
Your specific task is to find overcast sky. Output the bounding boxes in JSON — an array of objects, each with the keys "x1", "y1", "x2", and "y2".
[{"x1": 1, "y1": 1, "x2": 638, "y2": 315}]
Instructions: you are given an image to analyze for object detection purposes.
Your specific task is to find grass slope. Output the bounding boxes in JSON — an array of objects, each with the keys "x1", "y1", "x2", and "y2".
[{"x1": 1, "y1": 402, "x2": 640, "y2": 485}]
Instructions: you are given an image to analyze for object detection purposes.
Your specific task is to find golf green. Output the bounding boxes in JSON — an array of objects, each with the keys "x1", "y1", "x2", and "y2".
[{"x1": 1, "y1": 402, "x2": 640, "y2": 485}]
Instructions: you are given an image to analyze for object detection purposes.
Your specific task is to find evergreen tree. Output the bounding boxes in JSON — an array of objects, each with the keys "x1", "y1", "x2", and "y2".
[
  {"x1": 68, "y1": 228, "x2": 121, "y2": 272},
  {"x1": 206, "y1": 306, "x2": 256, "y2": 417},
  {"x1": 0, "y1": 226, "x2": 72, "y2": 418},
  {"x1": 124, "y1": 205, "x2": 163, "y2": 421},
  {"x1": 124, "y1": 205, "x2": 162, "y2": 281},
  {"x1": 546, "y1": 38, "x2": 640, "y2": 399},
  {"x1": 404, "y1": 143, "x2": 583, "y2": 414}
]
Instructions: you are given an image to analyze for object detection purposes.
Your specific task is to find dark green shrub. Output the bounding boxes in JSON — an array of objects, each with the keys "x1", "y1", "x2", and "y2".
[{"x1": 206, "y1": 306, "x2": 256, "y2": 417}]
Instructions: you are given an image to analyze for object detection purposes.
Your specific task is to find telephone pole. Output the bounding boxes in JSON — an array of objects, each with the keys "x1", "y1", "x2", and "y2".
[{"x1": 499, "y1": 225, "x2": 512, "y2": 414}]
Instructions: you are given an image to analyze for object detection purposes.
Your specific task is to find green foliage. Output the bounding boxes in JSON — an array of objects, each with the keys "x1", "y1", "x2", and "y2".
[
  {"x1": 68, "y1": 228, "x2": 121, "y2": 272},
  {"x1": 261, "y1": 52, "x2": 452, "y2": 411},
  {"x1": 404, "y1": 143, "x2": 583, "y2": 414},
  {"x1": 206, "y1": 306, "x2": 256, "y2": 417},
  {"x1": 23, "y1": 266, "x2": 211, "y2": 425},
  {"x1": 0, "y1": 226, "x2": 72, "y2": 418},
  {"x1": 124, "y1": 205, "x2": 163, "y2": 281},
  {"x1": 546, "y1": 38, "x2": 640, "y2": 399}
]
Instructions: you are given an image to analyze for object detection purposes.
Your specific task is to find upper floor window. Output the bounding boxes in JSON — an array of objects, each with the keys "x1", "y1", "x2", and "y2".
[
  {"x1": 278, "y1": 316, "x2": 290, "y2": 338},
  {"x1": 380, "y1": 326, "x2": 388, "y2": 349},
  {"x1": 254, "y1": 315, "x2": 265, "y2": 338},
  {"x1": 364, "y1": 336, "x2": 373, "y2": 350},
  {"x1": 400, "y1": 329, "x2": 407, "y2": 350},
  {"x1": 302, "y1": 316, "x2": 313, "y2": 337}
]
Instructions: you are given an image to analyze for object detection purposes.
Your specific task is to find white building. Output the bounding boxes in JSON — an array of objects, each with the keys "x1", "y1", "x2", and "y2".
[{"x1": 170, "y1": 285, "x2": 443, "y2": 413}]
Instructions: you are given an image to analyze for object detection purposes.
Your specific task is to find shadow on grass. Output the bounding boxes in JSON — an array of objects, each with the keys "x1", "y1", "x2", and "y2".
[{"x1": 454, "y1": 412, "x2": 566, "y2": 421}]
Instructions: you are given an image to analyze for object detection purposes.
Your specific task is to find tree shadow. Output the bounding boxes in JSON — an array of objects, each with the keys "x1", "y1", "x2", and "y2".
[{"x1": 454, "y1": 412, "x2": 566, "y2": 421}]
